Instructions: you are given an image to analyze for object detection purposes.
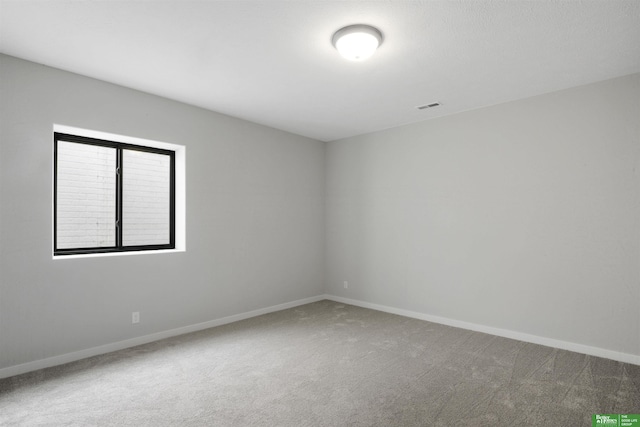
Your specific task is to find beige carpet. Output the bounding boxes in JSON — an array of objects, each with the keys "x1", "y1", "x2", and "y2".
[{"x1": 1, "y1": 300, "x2": 639, "y2": 426}]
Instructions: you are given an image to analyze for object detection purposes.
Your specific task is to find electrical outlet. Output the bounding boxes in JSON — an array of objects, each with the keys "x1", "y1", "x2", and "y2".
[
  {"x1": 132, "y1": 311, "x2": 140, "y2": 324},
  {"x1": 343, "y1": 281, "x2": 349, "y2": 289}
]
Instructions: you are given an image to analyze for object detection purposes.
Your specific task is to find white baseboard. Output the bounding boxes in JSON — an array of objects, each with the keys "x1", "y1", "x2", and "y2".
[
  {"x1": 0, "y1": 295, "x2": 326, "y2": 379},
  {"x1": 324, "y1": 294, "x2": 640, "y2": 366},
  {"x1": 3, "y1": 293, "x2": 637, "y2": 379}
]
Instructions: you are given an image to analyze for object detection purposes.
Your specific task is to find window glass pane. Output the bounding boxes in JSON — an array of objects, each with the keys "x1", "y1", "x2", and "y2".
[
  {"x1": 56, "y1": 141, "x2": 116, "y2": 249},
  {"x1": 122, "y1": 149, "x2": 171, "y2": 246}
]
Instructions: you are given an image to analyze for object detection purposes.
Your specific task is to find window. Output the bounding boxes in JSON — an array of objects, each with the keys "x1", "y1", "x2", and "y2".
[{"x1": 54, "y1": 133, "x2": 175, "y2": 255}]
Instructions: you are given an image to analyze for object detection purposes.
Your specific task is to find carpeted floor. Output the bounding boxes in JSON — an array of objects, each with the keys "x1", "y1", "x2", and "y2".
[{"x1": 1, "y1": 300, "x2": 638, "y2": 426}]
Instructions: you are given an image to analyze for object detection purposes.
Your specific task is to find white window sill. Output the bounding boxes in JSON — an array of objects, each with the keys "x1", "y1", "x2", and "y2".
[{"x1": 52, "y1": 248, "x2": 185, "y2": 260}]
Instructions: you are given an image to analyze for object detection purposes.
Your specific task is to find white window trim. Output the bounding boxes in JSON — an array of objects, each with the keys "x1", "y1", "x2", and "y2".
[{"x1": 52, "y1": 124, "x2": 186, "y2": 259}]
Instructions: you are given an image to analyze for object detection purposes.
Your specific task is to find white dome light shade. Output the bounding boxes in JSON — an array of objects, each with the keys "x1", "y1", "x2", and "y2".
[{"x1": 332, "y1": 25, "x2": 383, "y2": 61}]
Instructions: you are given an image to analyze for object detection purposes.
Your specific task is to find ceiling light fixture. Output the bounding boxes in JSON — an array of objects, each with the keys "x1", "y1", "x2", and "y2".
[{"x1": 332, "y1": 24, "x2": 383, "y2": 61}]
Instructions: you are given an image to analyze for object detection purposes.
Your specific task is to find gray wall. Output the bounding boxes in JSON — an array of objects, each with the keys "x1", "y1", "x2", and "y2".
[
  {"x1": 2, "y1": 53, "x2": 639, "y2": 371},
  {"x1": 0, "y1": 54, "x2": 325, "y2": 369},
  {"x1": 326, "y1": 73, "x2": 640, "y2": 357}
]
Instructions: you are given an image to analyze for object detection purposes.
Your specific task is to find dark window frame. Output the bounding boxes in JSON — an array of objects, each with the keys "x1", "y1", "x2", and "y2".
[{"x1": 54, "y1": 132, "x2": 176, "y2": 256}]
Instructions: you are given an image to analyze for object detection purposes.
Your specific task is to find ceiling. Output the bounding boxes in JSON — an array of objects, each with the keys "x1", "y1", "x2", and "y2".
[{"x1": 1, "y1": 1, "x2": 639, "y2": 142}]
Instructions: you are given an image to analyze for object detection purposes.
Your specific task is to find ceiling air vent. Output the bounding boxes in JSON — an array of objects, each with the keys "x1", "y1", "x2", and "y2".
[{"x1": 417, "y1": 102, "x2": 440, "y2": 110}]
